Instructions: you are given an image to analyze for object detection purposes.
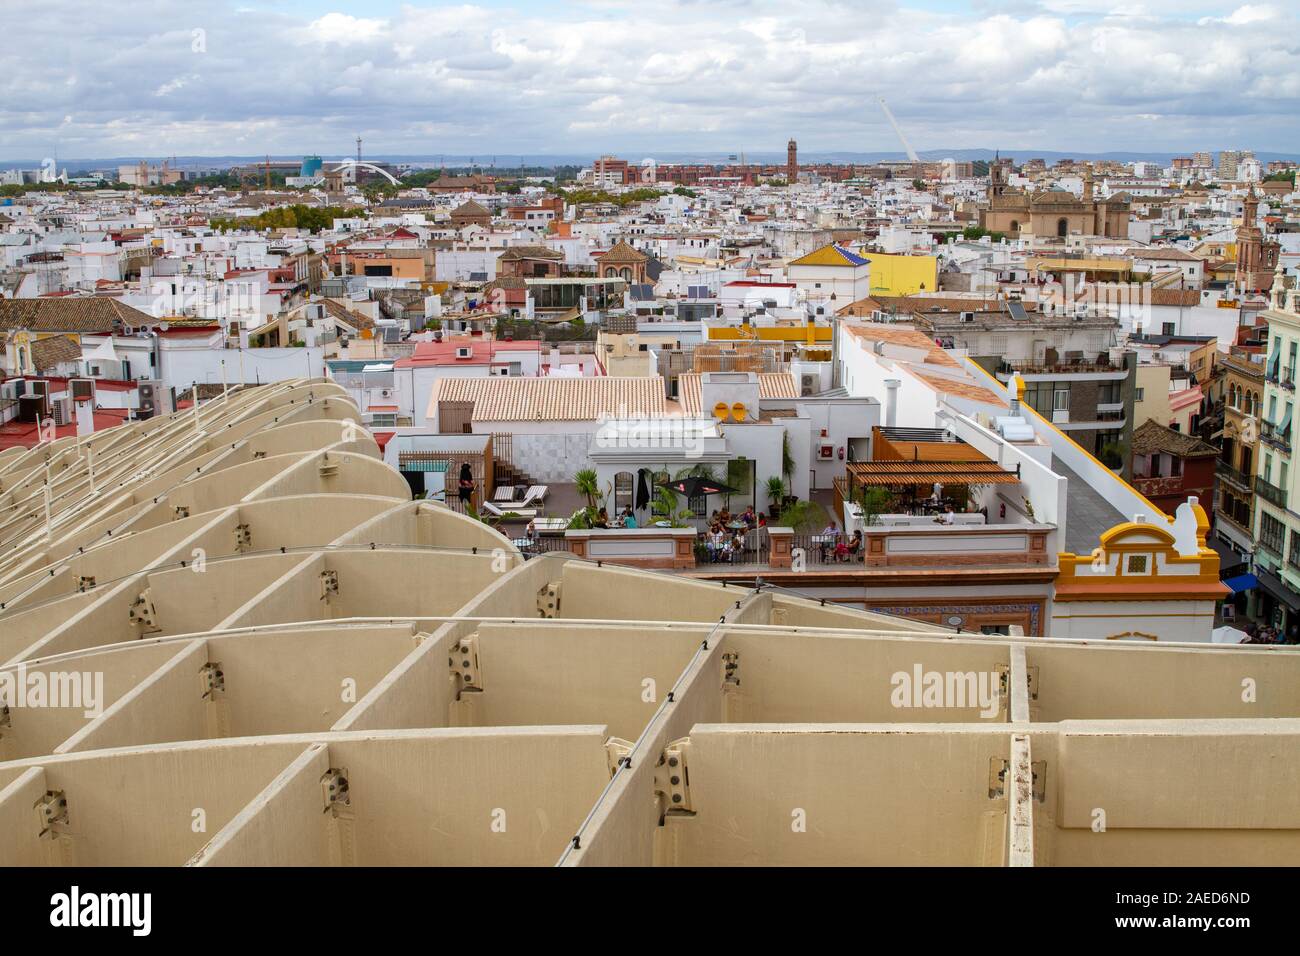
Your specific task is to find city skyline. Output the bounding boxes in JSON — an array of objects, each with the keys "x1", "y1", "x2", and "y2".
[{"x1": 3, "y1": 0, "x2": 1299, "y2": 161}]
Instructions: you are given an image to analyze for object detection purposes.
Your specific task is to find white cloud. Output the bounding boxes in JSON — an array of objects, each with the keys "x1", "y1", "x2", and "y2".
[
  {"x1": 305, "y1": 12, "x2": 389, "y2": 45},
  {"x1": 0, "y1": 0, "x2": 1296, "y2": 159}
]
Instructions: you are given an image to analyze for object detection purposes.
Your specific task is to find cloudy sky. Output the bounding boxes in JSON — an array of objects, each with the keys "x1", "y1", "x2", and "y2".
[{"x1": 3, "y1": 0, "x2": 1298, "y2": 162}]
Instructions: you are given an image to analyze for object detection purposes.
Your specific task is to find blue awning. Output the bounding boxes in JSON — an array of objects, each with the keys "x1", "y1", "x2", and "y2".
[{"x1": 1224, "y1": 573, "x2": 1258, "y2": 594}]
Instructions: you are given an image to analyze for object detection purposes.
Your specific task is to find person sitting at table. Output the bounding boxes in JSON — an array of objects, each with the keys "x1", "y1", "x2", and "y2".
[
  {"x1": 595, "y1": 507, "x2": 610, "y2": 529},
  {"x1": 525, "y1": 518, "x2": 537, "y2": 540},
  {"x1": 757, "y1": 512, "x2": 768, "y2": 528},
  {"x1": 845, "y1": 529, "x2": 862, "y2": 561},
  {"x1": 726, "y1": 530, "x2": 746, "y2": 562},
  {"x1": 817, "y1": 521, "x2": 838, "y2": 561},
  {"x1": 936, "y1": 505, "x2": 956, "y2": 526},
  {"x1": 622, "y1": 507, "x2": 638, "y2": 529},
  {"x1": 706, "y1": 524, "x2": 727, "y2": 562},
  {"x1": 740, "y1": 505, "x2": 756, "y2": 527}
]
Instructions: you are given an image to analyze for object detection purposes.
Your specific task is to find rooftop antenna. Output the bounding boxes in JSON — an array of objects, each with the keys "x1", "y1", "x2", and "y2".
[{"x1": 356, "y1": 136, "x2": 362, "y2": 166}]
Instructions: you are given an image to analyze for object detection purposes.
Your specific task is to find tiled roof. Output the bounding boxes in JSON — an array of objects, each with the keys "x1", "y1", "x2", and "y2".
[
  {"x1": 675, "y1": 372, "x2": 800, "y2": 416},
  {"x1": 321, "y1": 298, "x2": 376, "y2": 331},
  {"x1": 451, "y1": 200, "x2": 491, "y2": 218},
  {"x1": 1131, "y1": 248, "x2": 1200, "y2": 262},
  {"x1": 1149, "y1": 288, "x2": 1200, "y2": 307},
  {"x1": 842, "y1": 322, "x2": 963, "y2": 369},
  {"x1": 29, "y1": 335, "x2": 82, "y2": 372},
  {"x1": 0, "y1": 297, "x2": 151, "y2": 333},
  {"x1": 908, "y1": 369, "x2": 1007, "y2": 407},
  {"x1": 1131, "y1": 418, "x2": 1217, "y2": 458},
  {"x1": 596, "y1": 240, "x2": 647, "y2": 264},
  {"x1": 430, "y1": 376, "x2": 667, "y2": 422},
  {"x1": 789, "y1": 244, "x2": 869, "y2": 268},
  {"x1": 499, "y1": 245, "x2": 564, "y2": 261}
]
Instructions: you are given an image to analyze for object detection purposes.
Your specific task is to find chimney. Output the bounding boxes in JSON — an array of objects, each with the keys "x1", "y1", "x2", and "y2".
[{"x1": 884, "y1": 378, "x2": 900, "y2": 428}]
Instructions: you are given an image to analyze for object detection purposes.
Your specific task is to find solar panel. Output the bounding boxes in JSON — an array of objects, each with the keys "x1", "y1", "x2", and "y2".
[
  {"x1": 688, "y1": 285, "x2": 710, "y2": 299},
  {"x1": 630, "y1": 284, "x2": 654, "y2": 301},
  {"x1": 1007, "y1": 301, "x2": 1027, "y2": 320}
]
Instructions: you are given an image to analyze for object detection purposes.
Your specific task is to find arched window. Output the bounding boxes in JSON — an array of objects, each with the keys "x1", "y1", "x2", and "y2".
[
  {"x1": 619, "y1": 267, "x2": 632, "y2": 281},
  {"x1": 1009, "y1": 220, "x2": 1019, "y2": 234},
  {"x1": 1057, "y1": 218, "x2": 1069, "y2": 238}
]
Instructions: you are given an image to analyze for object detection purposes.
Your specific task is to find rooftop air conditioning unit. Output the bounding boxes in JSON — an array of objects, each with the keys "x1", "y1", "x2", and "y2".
[
  {"x1": 960, "y1": 311, "x2": 975, "y2": 323},
  {"x1": 455, "y1": 346, "x2": 473, "y2": 359},
  {"x1": 801, "y1": 374, "x2": 817, "y2": 396},
  {"x1": 49, "y1": 397, "x2": 69, "y2": 426}
]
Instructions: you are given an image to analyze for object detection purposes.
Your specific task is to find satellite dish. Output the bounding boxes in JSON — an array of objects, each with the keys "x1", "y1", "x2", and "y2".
[
  {"x1": 730, "y1": 402, "x2": 747, "y2": 422},
  {"x1": 713, "y1": 401, "x2": 730, "y2": 420},
  {"x1": 158, "y1": 321, "x2": 170, "y2": 332}
]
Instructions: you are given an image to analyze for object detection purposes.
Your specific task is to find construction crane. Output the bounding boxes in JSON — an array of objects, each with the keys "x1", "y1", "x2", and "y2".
[{"x1": 877, "y1": 97, "x2": 919, "y2": 163}]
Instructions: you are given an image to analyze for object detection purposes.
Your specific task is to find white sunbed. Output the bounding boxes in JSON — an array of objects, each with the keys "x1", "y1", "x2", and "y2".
[
  {"x1": 520, "y1": 484, "x2": 549, "y2": 507},
  {"x1": 480, "y1": 501, "x2": 538, "y2": 521}
]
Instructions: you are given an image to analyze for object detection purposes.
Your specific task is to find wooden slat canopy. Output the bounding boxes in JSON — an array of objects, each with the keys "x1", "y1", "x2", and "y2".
[{"x1": 845, "y1": 460, "x2": 1020, "y2": 486}]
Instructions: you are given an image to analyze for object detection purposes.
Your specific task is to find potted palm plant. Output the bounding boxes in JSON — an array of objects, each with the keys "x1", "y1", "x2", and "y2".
[{"x1": 766, "y1": 476, "x2": 787, "y2": 520}]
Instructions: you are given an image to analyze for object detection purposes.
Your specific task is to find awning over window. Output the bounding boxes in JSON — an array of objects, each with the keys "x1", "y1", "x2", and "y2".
[{"x1": 1223, "y1": 573, "x2": 1258, "y2": 594}]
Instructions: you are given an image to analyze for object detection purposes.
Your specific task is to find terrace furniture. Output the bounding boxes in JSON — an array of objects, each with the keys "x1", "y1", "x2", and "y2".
[
  {"x1": 480, "y1": 501, "x2": 538, "y2": 521},
  {"x1": 520, "y1": 484, "x2": 549, "y2": 508}
]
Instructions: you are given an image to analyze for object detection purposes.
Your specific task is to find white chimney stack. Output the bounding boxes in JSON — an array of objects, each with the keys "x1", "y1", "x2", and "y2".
[{"x1": 884, "y1": 379, "x2": 900, "y2": 428}]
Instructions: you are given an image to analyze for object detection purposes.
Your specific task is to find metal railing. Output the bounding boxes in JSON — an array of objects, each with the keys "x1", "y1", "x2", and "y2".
[
  {"x1": 1255, "y1": 476, "x2": 1288, "y2": 509},
  {"x1": 1215, "y1": 458, "x2": 1251, "y2": 490}
]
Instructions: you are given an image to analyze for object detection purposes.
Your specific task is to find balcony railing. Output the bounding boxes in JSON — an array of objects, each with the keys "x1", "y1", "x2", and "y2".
[
  {"x1": 1285, "y1": 368, "x2": 1296, "y2": 392},
  {"x1": 1255, "y1": 476, "x2": 1288, "y2": 509},
  {"x1": 1215, "y1": 458, "x2": 1251, "y2": 491},
  {"x1": 1261, "y1": 421, "x2": 1292, "y2": 453}
]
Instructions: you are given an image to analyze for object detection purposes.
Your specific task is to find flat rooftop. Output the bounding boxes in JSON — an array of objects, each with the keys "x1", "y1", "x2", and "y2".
[{"x1": 0, "y1": 384, "x2": 1297, "y2": 867}]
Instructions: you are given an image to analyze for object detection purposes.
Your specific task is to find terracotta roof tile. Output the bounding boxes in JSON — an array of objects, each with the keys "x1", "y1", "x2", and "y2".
[
  {"x1": 676, "y1": 372, "x2": 800, "y2": 416},
  {"x1": 430, "y1": 376, "x2": 667, "y2": 422}
]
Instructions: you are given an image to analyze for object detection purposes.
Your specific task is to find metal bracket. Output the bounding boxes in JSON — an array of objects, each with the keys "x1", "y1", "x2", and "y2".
[
  {"x1": 0, "y1": 704, "x2": 10, "y2": 737},
  {"x1": 318, "y1": 455, "x2": 339, "y2": 478},
  {"x1": 233, "y1": 523, "x2": 252, "y2": 553},
  {"x1": 449, "y1": 635, "x2": 482, "y2": 696},
  {"x1": 988, "y1": 757, "x2": 1009, "y2": 799},
  {"x1": 35, "y1": 790, "x2": 68, "y2": 838},
  {"x1": 199, "y1": 661, "x2": 225, "y2": 699},
  {"x1": 128, "y1": 589, "x2": 160, "y2": 632},
  {"x1": 722, "y1": 652, "x2": 741, "y2": 688},
  {"x1": 173, "y1": 505, "x2": 190, "y2": 520},
  {"x1": 537, "y1": 582, "x2": 560, "y2": 618},
  {"x1": 320, "y1": 767, "x2": 350, "y2": 815},
  {"x1": 605, "y1": 737, "x2": 635, "y2": 777},
  {"x1": 252, "y1": 450, "x2": 266, "y2": 460},
  {"x1": 319, "y1": 569, "x2": 339, "y2": 603},
  {"x1": 76, "y1": 575, "x2": 96, "y2": 592},
  {"x1": 653, "y1": 739, "x2": 693, "y2": 816}
]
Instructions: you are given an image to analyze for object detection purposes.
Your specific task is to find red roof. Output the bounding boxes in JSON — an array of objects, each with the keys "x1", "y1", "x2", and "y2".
[
  {"x1": 372, "y1": 431, "x2": 396, "y2": 452},
  {"x1": 0, "y1": 408, "x2": 130, "y2": 450},
  {"x1": 394, "y1": 338, "x2": 540, "y2": 369}
]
